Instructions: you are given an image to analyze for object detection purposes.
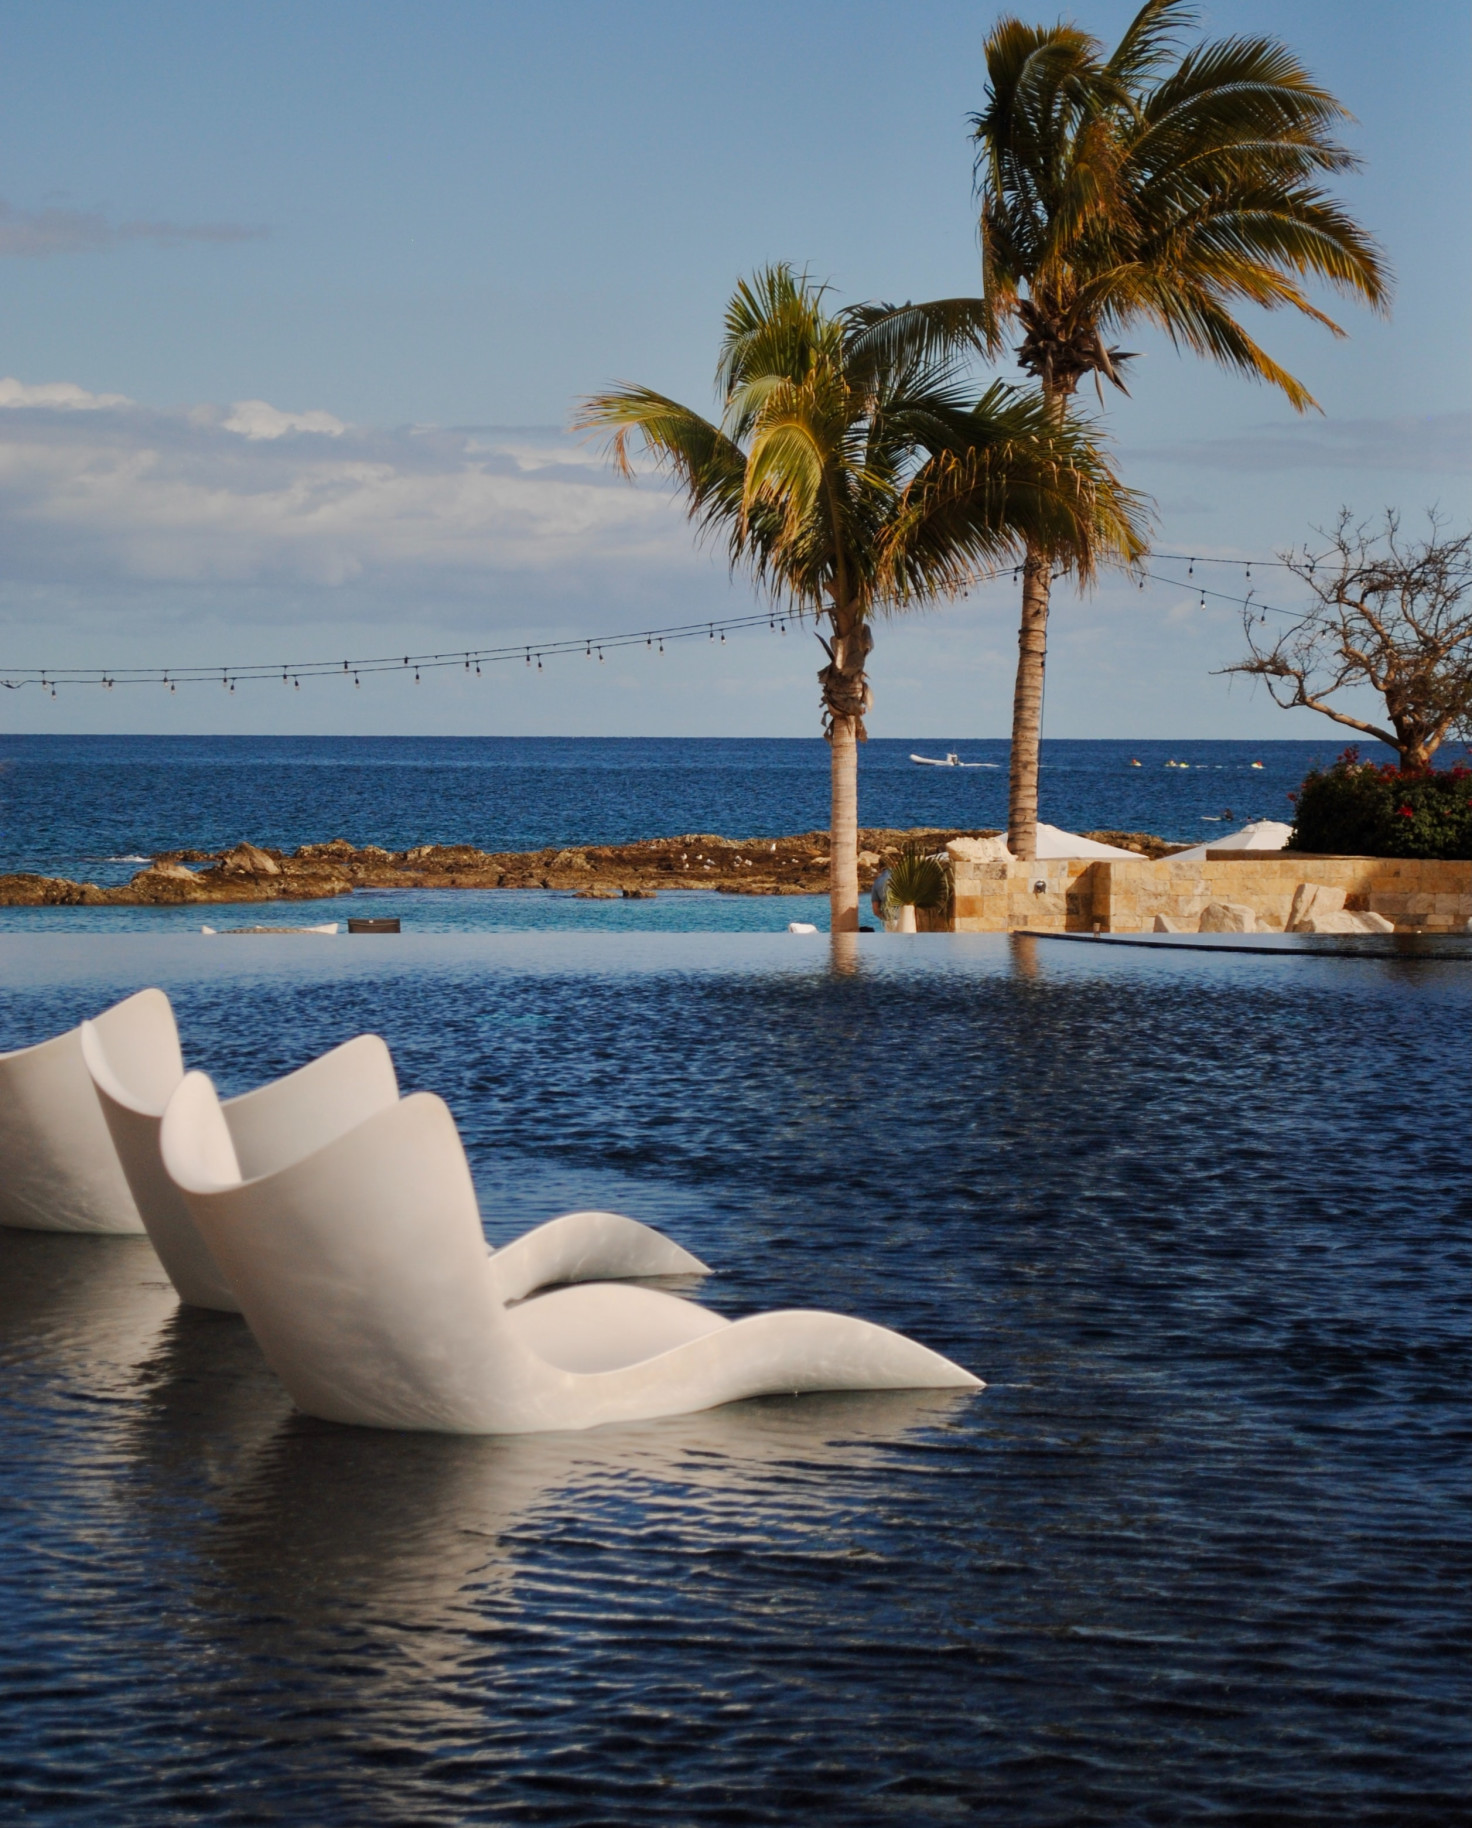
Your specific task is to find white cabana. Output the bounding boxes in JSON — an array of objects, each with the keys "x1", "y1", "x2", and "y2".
[
  {"x1": 1168, "y1": 819, "x2": 1293, "y2": 864},
  {"x1": 1034, "y1": 823, "x2": 1142, "y2": 860}
]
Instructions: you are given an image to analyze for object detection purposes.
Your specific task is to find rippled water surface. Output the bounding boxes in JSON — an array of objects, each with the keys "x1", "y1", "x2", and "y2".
[{"x1": 1, "y1": 934, "x2": 1468, "y2": 1824}]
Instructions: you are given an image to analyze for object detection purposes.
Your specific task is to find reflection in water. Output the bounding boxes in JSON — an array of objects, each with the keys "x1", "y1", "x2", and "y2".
[
  {"x1": 827, "y1": 930, "x2": 862, "y2": 977},
  {"x1": 1009, "y1": 931, "x2": 1040, "y2": 980},
  {"x1": 0, "y1": 1230, "x2": 177, "y2": 1401}
]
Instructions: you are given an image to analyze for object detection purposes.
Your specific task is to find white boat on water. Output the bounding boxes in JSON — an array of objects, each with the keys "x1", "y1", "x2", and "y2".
[{"x1": 909, "y1": 752, "x2": 997, "y2": 768}]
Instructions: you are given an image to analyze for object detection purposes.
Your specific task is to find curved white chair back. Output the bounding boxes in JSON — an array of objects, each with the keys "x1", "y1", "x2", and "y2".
[
  {"x1": 163, "y1": 1074, "x2": 527, "y2": 1429},
  {"x1": 0, "y1": 990, "x2": 169, "y2": 1234},
  {"x1": 214, "y1": 1033, "x2": 400, "y2": 1183},
  {"x1": 161, "y1": 1071, "x2": 981, "y2": 1437},
  {"x1": 84, "y1": 1024, "x2": 399, "y2": 1312},
  {"x1": 81, "y1": 997, "x2": 225, "y2": 1304}
]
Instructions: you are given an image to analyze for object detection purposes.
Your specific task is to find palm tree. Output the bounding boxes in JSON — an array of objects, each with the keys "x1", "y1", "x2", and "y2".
[
  {"x1": 869, "y1": 0, "x2": 1389, "y2": 857},
  {"x1": 578, "y1": 265, "x2": 1145, "y2": 930}
]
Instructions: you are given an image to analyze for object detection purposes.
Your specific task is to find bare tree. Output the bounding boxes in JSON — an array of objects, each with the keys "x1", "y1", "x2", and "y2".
[{"x1": 1224, "y1": 510, "x2": 1472, "y2": 771}]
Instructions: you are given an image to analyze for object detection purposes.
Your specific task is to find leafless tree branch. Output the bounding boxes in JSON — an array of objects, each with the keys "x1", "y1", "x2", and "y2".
[{"x1": 1220, "y1": 508, "x2": 1472, "y2": 769}]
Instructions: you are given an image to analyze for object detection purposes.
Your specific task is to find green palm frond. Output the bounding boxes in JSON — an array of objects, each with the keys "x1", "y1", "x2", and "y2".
[
  {"x1": 1104, "y1": 0, "x2": 1197, "y2": 91},
  {"x1": 884, "y1": 844, "x2": 952, "y2": 913},
  {"x1": 884, "y1": 390, "x2": 1149, "y2": 601},
  {"x1": 931, "y1": 1, "x2": 1391, "y2": 410},
  {"x1": 577, "y1": 264, "x2": 1136, "y2": 625}
]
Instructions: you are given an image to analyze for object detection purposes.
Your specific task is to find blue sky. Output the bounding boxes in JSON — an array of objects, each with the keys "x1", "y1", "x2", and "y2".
[{"x1": 0, "y1": 0, "x2": 1467, "y2": 738}]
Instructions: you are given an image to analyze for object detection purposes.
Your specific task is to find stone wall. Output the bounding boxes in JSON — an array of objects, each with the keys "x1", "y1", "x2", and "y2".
[
  {"x1": 950, "y1": 858, "x2": 1101, "y2": 932},
  {"x1": 948, "y1": 853, "x2": 1472, "y2": 934}
]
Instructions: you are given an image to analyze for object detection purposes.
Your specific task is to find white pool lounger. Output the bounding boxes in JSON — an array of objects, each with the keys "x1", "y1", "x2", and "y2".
[
  {"x1": 0, "y1": 992, "x2": 158, "y2": 1234},
  {"x1": 77, "y1": 990, "x2": 707, "y2": 1313},
  {"x1": 84, "y1": 1000, "x2": 402, "y2": 1310},
  {"x1": 160, "y1": 1072, "x2": 981, "y2": 1435}
]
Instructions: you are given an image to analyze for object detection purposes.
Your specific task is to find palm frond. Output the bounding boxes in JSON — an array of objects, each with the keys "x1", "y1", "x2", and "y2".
[
  {"x1": 965, "y1": 4, "x2": 1388, "y2": 406},
  {"x1": 1105, "y1": 0, "x2": 1198, "y2": 91}
]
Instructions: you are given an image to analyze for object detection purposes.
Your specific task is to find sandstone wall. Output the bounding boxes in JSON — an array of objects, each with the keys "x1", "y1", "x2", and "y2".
[
  {"x1": 949, "y1": 854, "x2": 1472, "y2": 934},
  {"x1": 950, "y1": 858, "x2": 1100, "y2": 932}
]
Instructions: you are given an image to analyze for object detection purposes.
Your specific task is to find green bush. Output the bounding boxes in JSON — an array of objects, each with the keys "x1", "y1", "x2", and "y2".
[
  {"x1": 883, "y1": 844, "x2": 952, "y2": 912},
  {"x1": 1289, "y1": 750, "x2": 1472, "y2": 858}
]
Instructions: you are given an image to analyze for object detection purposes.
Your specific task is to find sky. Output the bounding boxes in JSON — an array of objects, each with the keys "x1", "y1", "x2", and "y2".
[{"x1": 0, "y1": 0, "x2": 1468, "y2": 740}]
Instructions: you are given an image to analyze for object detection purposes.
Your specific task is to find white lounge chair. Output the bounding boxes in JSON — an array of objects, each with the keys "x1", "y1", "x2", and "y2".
[
  {"x1": 84, "y1": 999, "x2": 402, "y2": 1311},
  {"x1": 159, "y1": 1072, "x2": 981, "y2": 1435},
  {"x1": 80, "y1": 991, "x2": 708, "y2": 1313},
  {"x1": 0, "y1": 991, "x2": 157, "y2": 1234}
]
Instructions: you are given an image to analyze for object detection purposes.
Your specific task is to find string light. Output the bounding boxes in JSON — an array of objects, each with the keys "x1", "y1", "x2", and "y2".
[{"x1": 0, "y1": 550, "x2": 1319, "y2": 696}]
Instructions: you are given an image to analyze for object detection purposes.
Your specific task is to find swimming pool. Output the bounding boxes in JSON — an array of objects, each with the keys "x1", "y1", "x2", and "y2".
[{"x1": 1, "y1": 933, "x2": 1466, "y2": 1823}]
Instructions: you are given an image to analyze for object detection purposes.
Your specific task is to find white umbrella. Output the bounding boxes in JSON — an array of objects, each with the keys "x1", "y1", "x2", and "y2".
[
  {"x1": 1034, "y1": 823, "x2": 1143, "y2": 860},
  {"x1": 1168, "y1": 819, "x2": 1292, "y2": 864}
]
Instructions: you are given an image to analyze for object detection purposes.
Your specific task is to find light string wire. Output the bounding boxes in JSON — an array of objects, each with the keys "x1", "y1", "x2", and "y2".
[{"x1": 0, "y1": 552, "x2": 1317, "y2": 693}]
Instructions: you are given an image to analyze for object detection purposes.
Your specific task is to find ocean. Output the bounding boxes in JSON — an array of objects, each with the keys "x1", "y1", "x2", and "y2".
[{"x1": 0, "y1": 733, "x2": 1371, "y2": 884}]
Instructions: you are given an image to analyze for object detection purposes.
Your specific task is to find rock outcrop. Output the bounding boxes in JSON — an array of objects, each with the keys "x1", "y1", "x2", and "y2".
[{"x1": 0, "y1": 827, "x2": 1174, "y2": 908}]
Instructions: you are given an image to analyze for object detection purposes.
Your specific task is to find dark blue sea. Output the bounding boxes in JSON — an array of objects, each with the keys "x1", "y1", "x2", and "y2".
[
  {"x1": 0, "y1": 733, "x2": 1371, "y2": 880},
  {"x1": 0, "y1": 932, "x2": 1467, "y2": 1824}
]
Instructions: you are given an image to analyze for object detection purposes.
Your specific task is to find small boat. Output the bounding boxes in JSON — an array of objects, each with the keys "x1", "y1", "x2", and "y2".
[
  {"x1": 909, "y1": 752, "x2": 997, "y2": 768},
  {"x1": 1250, "y1": 760, "x2": 1265, "y2": 769},
  {"x1": 1128, "y1": 758, "x2": 1141, "y2": 767}
]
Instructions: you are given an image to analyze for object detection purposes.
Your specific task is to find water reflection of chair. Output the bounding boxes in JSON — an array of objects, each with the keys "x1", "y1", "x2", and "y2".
[
  {"x1": 160, "y1": 1072, "x2": 982, "y2": 1435},
  {"x1": 189, "y1": 1389, "x2": 974, "y2": 1639},
  {"x1": 0, "y1": 991, "x2": 160, "y2": 1233}
]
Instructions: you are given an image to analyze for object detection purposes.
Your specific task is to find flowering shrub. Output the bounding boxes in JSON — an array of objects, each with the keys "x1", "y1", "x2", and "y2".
[{"x1": 1289, "y1": 750, "x2": 1472, "y2": 858}]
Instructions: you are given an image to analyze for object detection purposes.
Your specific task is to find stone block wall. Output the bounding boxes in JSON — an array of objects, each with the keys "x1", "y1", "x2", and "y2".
[
  {"x1": 1094, "y1": 855, "x2": 1472, "y2": 933},
  {"x1": 948, "y1": 853, "x2": 1472, "y2": 933},
  {"x1": 950, "y1": 858, "x2": 1100, "y2": 932}
]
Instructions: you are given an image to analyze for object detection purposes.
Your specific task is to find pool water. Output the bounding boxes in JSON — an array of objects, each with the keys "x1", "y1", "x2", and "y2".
[
  {"x1": 0, "y1": 885, "x2": 833, "y2": 935},
  {"x1": 1, "y1": 934, "x2": 1467, "y2": 1824}
]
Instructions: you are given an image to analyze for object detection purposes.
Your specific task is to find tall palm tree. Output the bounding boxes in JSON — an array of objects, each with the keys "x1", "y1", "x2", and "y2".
[
  {"x1": 578, "y1": 265, "x2": 1145, "y2": 929},
  {"x1": 868, "y1": 0, "x2": 1389, "y2": 857}
]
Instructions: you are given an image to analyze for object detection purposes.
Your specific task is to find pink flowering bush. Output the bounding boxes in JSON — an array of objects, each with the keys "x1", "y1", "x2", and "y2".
[{"x1": 1289, "y1": 750, "x2": 1472, "y2": 858}]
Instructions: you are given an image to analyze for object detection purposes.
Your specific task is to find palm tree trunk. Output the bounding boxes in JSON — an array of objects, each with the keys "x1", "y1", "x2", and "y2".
[
  {"x1": 1007, "y1": 547, "x2": 1051, "y2": 860},
  {"x1": 819, "y1": 611, "x2": 872, "y2": 933},
  {"x1": 1006, "y1": 380, "x2": 1068, "y2": 862},
  {"x1": 829, "y1": 714, "x2": 860, "y2": 931}
]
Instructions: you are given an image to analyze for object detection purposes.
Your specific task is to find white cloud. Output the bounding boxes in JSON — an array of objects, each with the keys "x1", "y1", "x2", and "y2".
[
  {"x1": 0, "y1": 383, "x2": 700, "y2": 600},
  {"x1": 223, "y1": 400, "x2": 347, "y2": 440},
  {"x1": 0, "y1": 376, "x2": 134, "y2": 410}
]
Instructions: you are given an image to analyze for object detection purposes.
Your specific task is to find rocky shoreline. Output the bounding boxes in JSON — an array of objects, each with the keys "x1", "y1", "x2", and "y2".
[{"x1": 0, "y1": 828, "x2": 1179, "y2": 907}]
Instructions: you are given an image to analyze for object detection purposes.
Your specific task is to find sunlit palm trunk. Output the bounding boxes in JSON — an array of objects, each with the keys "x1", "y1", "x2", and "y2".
[
  {"x1": 829, "y1": 714, "x2": 860, "y2": 932},
  {"x1": 821, "y1": 610, "x2": 870, "y2": 933},
  {"x1": 1006, "y1": 385, "x2": 1069, "y2": 861},
  {"x1": 1006, "y1": 549, "x2": 1051, "y2": 860}
]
